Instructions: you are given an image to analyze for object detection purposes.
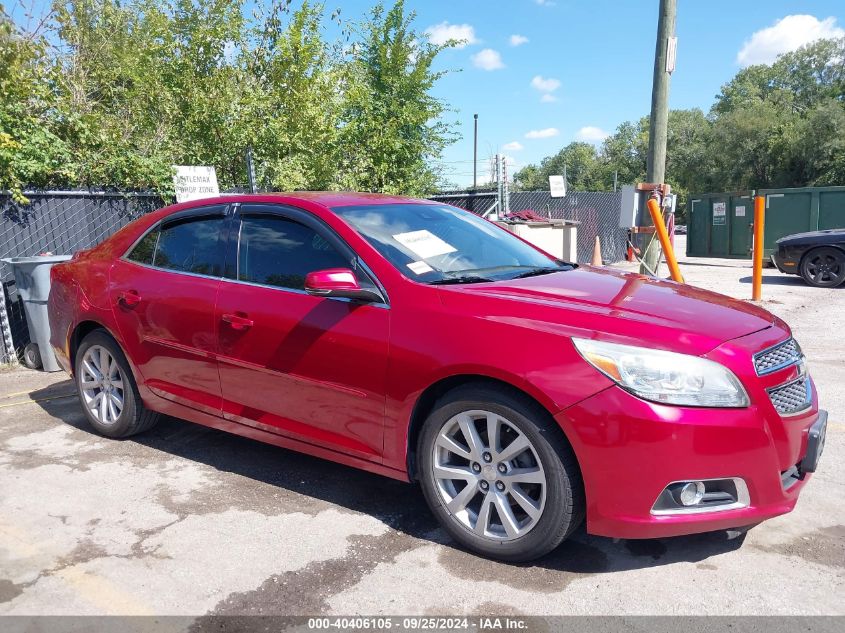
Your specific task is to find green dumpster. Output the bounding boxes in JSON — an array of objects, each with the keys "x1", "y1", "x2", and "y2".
[
  {"x1": 759, "y1": 186, "x2": 845, "y2": 258},
  {"x1": 686, "y1": 192, "x2": 754, "y2": 259}
]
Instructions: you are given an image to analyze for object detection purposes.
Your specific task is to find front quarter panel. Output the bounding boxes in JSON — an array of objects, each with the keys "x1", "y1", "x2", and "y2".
[{"x1": 381, "y1": 283, "x2": 616, "y2": 469}]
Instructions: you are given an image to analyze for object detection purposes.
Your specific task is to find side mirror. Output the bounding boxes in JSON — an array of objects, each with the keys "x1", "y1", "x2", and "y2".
[{"x1": 304, "y1": 268, "x2": 383, "y2": 303}]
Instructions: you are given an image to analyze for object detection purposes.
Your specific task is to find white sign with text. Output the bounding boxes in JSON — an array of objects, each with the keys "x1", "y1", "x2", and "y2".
[
  {"x1": 173, "y1": 166, "x2": 219, "y2": 203},
  {"x1": 549, "y1": 175, "x2": 566, "y2": 198}
]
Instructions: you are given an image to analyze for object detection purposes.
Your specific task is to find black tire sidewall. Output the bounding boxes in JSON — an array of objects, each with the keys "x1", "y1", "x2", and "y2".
[
  {"x1": 74, "y1": 330, "x2": 139, "y2": 438},
  {"x1": 800, "y1": 247, "x2": 845, "y2": 288},
  {"x1": 417, "y1": 386, "x2": 581, "y2": 562}
]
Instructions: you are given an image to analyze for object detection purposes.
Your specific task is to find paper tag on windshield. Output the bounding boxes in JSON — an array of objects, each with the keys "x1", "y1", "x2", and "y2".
[
  {"x1": 393, "y1": 230, "x2": 457, "y2": 259},
  {"x1": 407, "y1": 261, "x2": 434, "y2": 275}
]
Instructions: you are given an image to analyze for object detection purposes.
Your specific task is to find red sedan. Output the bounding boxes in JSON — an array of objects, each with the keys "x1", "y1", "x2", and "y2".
[{"x1": 47, "y1": 192, "x2": 827, "y2": 562}]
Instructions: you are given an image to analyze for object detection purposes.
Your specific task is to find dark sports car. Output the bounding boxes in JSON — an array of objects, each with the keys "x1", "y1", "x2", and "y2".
[{"x1": 772, "y1": 228, "x2": 845, "y2": 287}]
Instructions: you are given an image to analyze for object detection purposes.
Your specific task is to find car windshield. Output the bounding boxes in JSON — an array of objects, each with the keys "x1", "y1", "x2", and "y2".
[{"x1": 332, "y1": 203, "x2": 574, "y2": 284}]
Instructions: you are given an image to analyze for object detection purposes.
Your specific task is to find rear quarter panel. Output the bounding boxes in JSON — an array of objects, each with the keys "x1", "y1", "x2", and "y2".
[
  {"x1": 47, "y1": 208, "x2": 165, "y2": 376},
  {"x1": 48, "y1": 262, "x2": 79, "y2": 372}
]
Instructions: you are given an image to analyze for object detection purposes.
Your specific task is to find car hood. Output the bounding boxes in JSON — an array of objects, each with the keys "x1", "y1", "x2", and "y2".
[
  {"x1": 777, "y1": 228, "x2": 845, "y2": 243},
  {"x1": 438, "y1": 266, "x2": 775, "y2": 355}
]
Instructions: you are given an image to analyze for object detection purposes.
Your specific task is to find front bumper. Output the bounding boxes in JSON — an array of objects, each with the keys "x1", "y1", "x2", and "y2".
[
  {"x1": 771, "y1": 248, "x2": 800, "y2": 275},
  {"x1": 556, "y1": 384, "x2": 824, "y2": 540}
]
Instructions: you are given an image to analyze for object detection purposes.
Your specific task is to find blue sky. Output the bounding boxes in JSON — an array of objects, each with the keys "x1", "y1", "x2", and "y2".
[
  {"x1": 11, "y1": 0, "x2": 845, "y2": 187},
  {"x1": 407, "y1": 0, "x2": 845, "y2": 187}
]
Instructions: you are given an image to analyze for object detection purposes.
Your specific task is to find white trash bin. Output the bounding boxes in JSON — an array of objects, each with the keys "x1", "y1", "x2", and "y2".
[{"x1": 2, "y1": 255, "x2": 72, "y2": 371}]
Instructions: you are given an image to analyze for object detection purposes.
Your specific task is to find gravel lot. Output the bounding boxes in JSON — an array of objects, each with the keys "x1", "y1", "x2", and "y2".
[{"x1": 1, "y1": 237, "x2": 843, "y2": 618}]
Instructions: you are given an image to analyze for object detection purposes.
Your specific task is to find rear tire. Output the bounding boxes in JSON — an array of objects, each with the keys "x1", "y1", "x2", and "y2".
[
  {"x1": 74, "y1": 330, "x2": 159, "y2": 438},
  {"x1": 799, "y1": 247, "x2": 845, "y2": 288},
  {"x1": 417, "y1": 383, "x2": 584, "y2": 562}
]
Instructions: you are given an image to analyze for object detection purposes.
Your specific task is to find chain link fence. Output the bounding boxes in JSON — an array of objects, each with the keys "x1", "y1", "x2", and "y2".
[
  {"x1": 0, "y1": 186, "x2": 627, "y2": 363},
  {"x1": 428, "y1": 189, "x2": 627, "y2": 264}
]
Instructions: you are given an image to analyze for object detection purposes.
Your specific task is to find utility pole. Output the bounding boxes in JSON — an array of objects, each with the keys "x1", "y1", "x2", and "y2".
[
  {"x1": 640, "y1": 0, "x2": 677, "y2": 275},
  {"x1": 473, "y1": 114, "x2": 478, "y2": 189}
]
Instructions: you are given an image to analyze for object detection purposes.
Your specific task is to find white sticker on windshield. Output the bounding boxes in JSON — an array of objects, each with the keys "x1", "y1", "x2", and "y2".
[
  {"x1": 393, "y1": 230, "x2": 457, "y2": 259},
  {"x1": 407, "y1": 261, "x2": 434, "y2": 275}
]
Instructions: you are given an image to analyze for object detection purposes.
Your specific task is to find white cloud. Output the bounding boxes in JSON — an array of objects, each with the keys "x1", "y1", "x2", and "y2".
[
  {"x1": 737, "y1": 15, "x2": 844, "y2": 66},
  {"x1": 502, "y1": 141, "x2": 524, "y2": 151},
  {"x1": 525, "y1": 128, "x2": 559, "y2": 139},
  {"x1": 509, "y1": 34, "x2": 529, "y2": 47},
  {"x1": 540, "y1": 94, "x2": 558, "y2": 103},
  {"x1": 530, "y1": 75, "x2": 561, "y2": 93},
  {"x1": 472, "y1": 48, "x2": 505, "y2": 71},
  {"x1": 424, "y1": 22, "x2": 478, "y2": 48},
  {"x1": 535, "y1": 0, "x2": 556, "y2": 6},
  {"x1": 575, "y1": 126, "x2": 609, "y2": 143}
]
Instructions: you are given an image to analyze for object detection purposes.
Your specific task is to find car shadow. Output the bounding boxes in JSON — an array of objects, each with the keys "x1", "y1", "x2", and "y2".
[
  {"x1": 738, "y1": 275, "x2": 844, "y2": 288},
  {"x1": 30, "y1": 379, "x2": 747, "y2": 575}
]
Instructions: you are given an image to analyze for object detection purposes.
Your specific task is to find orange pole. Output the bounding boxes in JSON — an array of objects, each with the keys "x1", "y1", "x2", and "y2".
[
  {"x1": 752, "y1": 195, "x2": 765, "y2": 301},
  {"x1": 646, "y1": 196, "x2": 684, "y2": 283}
]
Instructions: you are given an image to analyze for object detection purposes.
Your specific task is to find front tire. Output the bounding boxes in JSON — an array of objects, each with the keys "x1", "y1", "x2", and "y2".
[
  {"x1": 417, "y1": 384, "x2": 584, "y2": 562},
  {"x1": 799, "y1": 247, "x2": 845, "y2": 288},
  {"x1": 75, "y1": 330, "x2": 159, "y2": 438}
]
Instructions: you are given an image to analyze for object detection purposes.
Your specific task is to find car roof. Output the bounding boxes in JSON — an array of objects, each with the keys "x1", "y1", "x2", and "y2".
[{"x1": 205, "y1": 191, "x2": 435, "y2": 208}]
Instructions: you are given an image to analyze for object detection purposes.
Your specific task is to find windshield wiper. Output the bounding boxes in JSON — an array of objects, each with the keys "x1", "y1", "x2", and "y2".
[
  {"x1": 428, "y1": 275, "x2": 495, "y2": 285},
  {"x1": 510, "y1": 267, "x2": 567, "y2": 279}
]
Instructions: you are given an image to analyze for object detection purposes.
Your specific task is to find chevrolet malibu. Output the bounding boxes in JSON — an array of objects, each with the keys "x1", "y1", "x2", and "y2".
[{"x1": 47, "y1": 192, "x2": 827, "y2": 562}]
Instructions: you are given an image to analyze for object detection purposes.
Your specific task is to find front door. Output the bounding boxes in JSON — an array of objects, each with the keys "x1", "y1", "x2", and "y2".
[
  {"x1": 214, "y1": 204, "x2": 390, "y2": 461},
  {"x1": 109, "y1": 205, "x2": 231, "y2": 415}
]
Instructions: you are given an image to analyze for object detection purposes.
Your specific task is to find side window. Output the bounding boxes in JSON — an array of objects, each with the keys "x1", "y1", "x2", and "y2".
[
  {"x1": 127, "y1": 229, "x2": 158, "y2": 265},
  {"x1": 238, "y1": 215, "x2": 350, "y2": 290},
  {"x1": 154, "y1": 215, "x2": 225, "y2": 276}
]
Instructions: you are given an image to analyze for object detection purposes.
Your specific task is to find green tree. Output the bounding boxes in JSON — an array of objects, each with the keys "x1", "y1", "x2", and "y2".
[
  {"x1": 2, "y1": 0, "x2": 458, "y2": 196},
  {"x1": 0, "y1": 5, "x2": 71, "y2": 201},
  {"x1": 337, "y1": 1, "x2": 458, "y2": 194},
  {"x1": 513, "y1": 141, "x2": 602, "y2": 191}
]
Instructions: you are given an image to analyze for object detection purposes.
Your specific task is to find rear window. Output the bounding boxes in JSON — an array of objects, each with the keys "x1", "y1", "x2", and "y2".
[
  {"x1": 153, "y1": 215, "x2": 226, "y2": 276},
  {"x1": 126, "y1": 230, "x2": 158, "y2": 266}
]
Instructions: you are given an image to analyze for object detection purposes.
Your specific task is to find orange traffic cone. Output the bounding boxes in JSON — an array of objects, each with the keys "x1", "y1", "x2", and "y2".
[{"x1": 591, "y1": 235, "x2": 602, "y2": 266}]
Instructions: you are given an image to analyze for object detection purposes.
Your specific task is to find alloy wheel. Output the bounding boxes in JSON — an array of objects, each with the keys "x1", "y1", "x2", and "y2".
[
  {"x1": 432, "y1": 410, "x2": 547, "y2": 541},
  {"x1": 79, "y1": 345, "x2": 125, "y2": 425},
  {"x1": 804, "y1": 249, "x2": 845, "y2": 287}
]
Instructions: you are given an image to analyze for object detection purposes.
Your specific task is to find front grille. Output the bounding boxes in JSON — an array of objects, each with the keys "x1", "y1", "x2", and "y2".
[
  {"x1": 754, "y1": 338, "x2": 802, "y2": 375},
  {"x1": 768, "y1": 377, "x2": 811, "y2": 416}
]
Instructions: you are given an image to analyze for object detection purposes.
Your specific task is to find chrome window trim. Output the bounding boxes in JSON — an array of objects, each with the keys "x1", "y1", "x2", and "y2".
[
  {"x1": 650, "y1": 477, "x2": 750, "y2": 516},
  {"x1": 753, "y1": 338, "x2": 802, "y2": 376},
  {"x1": 118, "y1": 257, "x2": 225, "y2": 282}
]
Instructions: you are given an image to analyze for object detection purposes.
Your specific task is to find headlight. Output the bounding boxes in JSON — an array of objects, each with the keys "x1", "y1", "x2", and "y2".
[{"x1": 572, "y1": 338, "x2": 750, "y2": 408}]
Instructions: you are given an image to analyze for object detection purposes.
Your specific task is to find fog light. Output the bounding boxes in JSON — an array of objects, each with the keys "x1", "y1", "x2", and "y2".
[{"x1": 678, "y1": 481, "x2": 706, "y2": 506}]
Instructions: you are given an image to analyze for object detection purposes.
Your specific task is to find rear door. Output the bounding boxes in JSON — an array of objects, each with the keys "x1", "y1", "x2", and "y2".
[
  {"x1": 214, "y1": 204, "x2": 390, "y2": 461},
  {"x1": 110, "y1": 205, "x2": 232, "y2": 415}
]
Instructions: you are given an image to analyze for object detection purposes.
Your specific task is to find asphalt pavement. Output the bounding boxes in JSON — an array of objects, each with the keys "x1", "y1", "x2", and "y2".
[{"x1": 1, "y1": 238, "x2": 842, "y2": 618}]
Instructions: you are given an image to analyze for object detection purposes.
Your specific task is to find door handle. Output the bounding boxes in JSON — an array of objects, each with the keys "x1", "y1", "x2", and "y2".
[
  {"x1": 118, "y1": 291, "x2": 141, "y2": 308},
  {"x1": 221, "y1": 313, "x2": 254, "y2": 330}
]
